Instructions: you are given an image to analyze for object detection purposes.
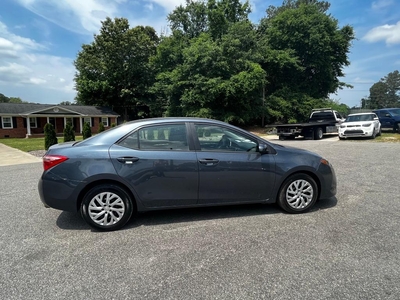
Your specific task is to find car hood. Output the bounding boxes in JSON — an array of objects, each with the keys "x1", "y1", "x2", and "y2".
[{"x1": 270, "y1": 142, "x2": 322, "y2": 158}]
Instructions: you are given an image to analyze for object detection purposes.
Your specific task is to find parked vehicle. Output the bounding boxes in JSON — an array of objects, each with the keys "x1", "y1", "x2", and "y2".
[
  {"x1": 338, "y1": 112, "x2": 381, "y2": 140},
  {"x1": 38, "y1": 118, "x2": 337, "y2": 231},
  {"x1": 372, "y1": 108, "x2": 400, "y2": 133},
  {"x1": 275, "y1": 108, "x2": 345, "y2": 140}
]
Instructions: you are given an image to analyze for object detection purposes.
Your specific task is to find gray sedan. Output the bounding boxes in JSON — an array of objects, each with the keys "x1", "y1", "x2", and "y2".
[{"x1": 38, "y1": 118, "x2": 337, "y2": 231}]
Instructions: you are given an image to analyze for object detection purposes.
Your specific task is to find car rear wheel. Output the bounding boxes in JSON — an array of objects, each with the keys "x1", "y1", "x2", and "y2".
[
  {"x1": 278, "y1": 174, "x2": 318, "y2": 213},
  {"x1": 81, "y1": 184, "x2": 134, "y2": 231},
  {"x1": 314, "y1": 127, "x2": 323, "y2": 140}
]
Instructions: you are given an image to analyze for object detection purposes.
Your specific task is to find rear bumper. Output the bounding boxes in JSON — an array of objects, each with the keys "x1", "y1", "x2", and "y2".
[{"x1": 38, "y1": 176, "x2": 81, "y2": 212}]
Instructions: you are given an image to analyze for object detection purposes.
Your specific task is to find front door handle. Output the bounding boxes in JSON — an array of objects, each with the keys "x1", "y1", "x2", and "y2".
[
  {"x1": 198, "y1": 158, "x2": 219, "y2": 166},
  {"x1": 117, "y1": 157, "x2": 139, "y2": 164}
]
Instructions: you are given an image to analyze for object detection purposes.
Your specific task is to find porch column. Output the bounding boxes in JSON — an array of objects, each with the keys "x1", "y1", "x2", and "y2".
[
  {"x1": 26, "y1": 116, "x2": 31, "y2": 136},
  {"x1": 47, "y1": 117, "x2": 49, "y2": 124},
  {"x1": 80, "y1": 117, "x2": 83, "y2": 133}
]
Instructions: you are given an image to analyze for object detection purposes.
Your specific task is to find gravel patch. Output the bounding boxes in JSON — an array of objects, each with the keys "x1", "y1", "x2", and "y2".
[{"x1": 28, "y1": 150, "x2": 46, "y2": 157}]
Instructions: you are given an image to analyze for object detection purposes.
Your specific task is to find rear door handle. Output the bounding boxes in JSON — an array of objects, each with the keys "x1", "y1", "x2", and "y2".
[
  {"x1": 198, "y1": 159, "x2": 219, "y2": 166},
  {"x1": 117, "y1": 157, "x2": 139, "y2": 164}
]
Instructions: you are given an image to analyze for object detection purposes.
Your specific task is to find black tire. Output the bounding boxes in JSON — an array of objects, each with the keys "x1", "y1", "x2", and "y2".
[
  {"x1": 370, "y1": 128, "x2": 376, "y2": 139},
  {"x1": 277, "y1": 173, "x2": 318, "y2": 214},
  {"x1": 397, "y1": 123, "x2": 400, "y2": 133},
  {"x1": 314, "y1": 127, "x2": 323, "y2": 140},
  {"x1": 377, "y1": 128, "x2": 381, "y2": 136},
  {"x1": 81, "y1": 184, "x2": 134, "y2": 231},
  {"x1": 339, "y1": 136, "x2": 345, "y2": 140}
]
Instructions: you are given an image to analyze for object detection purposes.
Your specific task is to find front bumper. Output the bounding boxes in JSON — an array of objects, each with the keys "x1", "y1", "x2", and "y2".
[{"x1": 338, "y1": 127, "x2": 374, "y2": 138}]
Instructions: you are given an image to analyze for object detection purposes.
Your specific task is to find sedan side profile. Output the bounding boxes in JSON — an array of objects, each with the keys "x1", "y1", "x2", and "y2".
[
  {"x1": 338, "y1": 112, "x2": 381, "y2": 140},
  {"x1": 38, "y1": 118, "x2": 337, "y2": 231}
]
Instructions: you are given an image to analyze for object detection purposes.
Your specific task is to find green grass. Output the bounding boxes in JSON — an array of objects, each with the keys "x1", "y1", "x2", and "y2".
[
  {"x1": 375, "y1": 132, "x2": 400, "y2": 142},
  {"x1": 0, "y1": 136, "x2": 83, "y2": 152}
]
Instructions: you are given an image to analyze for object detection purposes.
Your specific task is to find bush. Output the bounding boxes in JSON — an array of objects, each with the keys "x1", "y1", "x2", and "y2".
[
  {"x1": 98, "y1": 122, "x2": 105, "y2": 133},
  {"x1": 63, "y1": 123, "x2": 75, "y2": 142},
  {"x1": 44, "y1": 123, "x2": 58, "y2": 150},
  {"x1": 82, "y1": 122, "x2": 92, "y2": 140},
  {"x1": 111, "y1": 123, "x2": 116, "y2": 128}
]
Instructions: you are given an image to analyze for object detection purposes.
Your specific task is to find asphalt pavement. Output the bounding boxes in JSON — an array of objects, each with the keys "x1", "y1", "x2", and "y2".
[{"x1": 1, "y1": 137, "x2": 399, "y2": 300}]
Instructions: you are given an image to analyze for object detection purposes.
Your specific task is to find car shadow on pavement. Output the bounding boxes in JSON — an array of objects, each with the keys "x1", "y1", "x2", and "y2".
[{"x1": 55, "y1": 196, "x2": 338, "y2": 231}]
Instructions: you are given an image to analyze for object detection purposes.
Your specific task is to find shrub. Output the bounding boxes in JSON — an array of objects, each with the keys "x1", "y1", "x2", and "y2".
[
  {"x1": 111, "y1": 123, "x2": 116, "y2": 128},
  {"x1": 63, "y1": 123, "x2": 75, "y2": 142},
  {"x1": 82, "y1": 122, "x2": 92, "y2": 140},
  {"x1": 98, "y1": 122, "x2": 105, "y2": 133},
  {"x1": 44, "y1": 123, "x2": 58, "y2": 150}
]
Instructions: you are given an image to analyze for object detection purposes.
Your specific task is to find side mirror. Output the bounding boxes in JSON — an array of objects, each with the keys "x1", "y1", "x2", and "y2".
[
  {"x1": 374, "y1": 117, "x2": 379, "y2": 120},
  {"x1": 258, "y1": 143, "x2": 269, "y2": 154}
]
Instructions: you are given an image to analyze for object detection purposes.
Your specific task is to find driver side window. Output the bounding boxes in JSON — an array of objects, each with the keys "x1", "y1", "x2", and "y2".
[{"x1": 194, "y1": 124, "x2": 257, "y2": 152}]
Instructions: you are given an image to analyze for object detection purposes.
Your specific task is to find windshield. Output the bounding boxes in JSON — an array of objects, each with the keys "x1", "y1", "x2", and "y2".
[
  {"x1": 346, "y1": 114, "x2": 375, "y2": 122},
  {"x1": 389, "y1": 109, "x2": 400, "y2": 116}
]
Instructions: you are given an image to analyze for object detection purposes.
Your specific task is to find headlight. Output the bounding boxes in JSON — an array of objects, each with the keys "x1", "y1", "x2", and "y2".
[{"x1": 362, "y1": 123, "x2": 372, "y2": 127}]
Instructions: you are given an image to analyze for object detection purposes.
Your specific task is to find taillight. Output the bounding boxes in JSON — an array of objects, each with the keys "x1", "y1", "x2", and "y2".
[{"x1": 43, "y1": 155, "x2": 68, "y2": 171}]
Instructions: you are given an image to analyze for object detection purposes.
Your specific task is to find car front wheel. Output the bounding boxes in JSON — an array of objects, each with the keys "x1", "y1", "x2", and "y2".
[
  {"x1": 81, "y1": 184, "x2": 134, "y2": 231},
  {"x1": 278, "y1": 174, "x2": 318, "y2": 213}
]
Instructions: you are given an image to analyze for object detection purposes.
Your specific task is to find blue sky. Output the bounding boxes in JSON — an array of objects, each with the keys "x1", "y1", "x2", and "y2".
[{"x1": 0, "y1": 0, "x2": 399, "y2": 108}]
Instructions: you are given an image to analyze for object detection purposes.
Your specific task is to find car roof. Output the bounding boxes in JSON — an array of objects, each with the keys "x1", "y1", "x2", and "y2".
[
  {"x1": 347, "y1": 113, "x2": 375, "y2": 116},
  {"x1": 373, "y1": 108, "x2": 398, "y2": 111}
]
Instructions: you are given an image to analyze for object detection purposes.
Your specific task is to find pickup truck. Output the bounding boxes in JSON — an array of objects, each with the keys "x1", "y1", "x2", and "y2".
[
  {"x1": 372, "y1": 108, "x2": 400, "y2": 133},
  {"x1": 275, "y1": 108, "x2": 345, "y2": 140}
]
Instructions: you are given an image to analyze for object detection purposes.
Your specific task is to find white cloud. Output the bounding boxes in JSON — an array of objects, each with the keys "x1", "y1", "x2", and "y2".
[
  {"x1": 363, "y1": 21, "x2": 400, "y2": 44},
  {"x1": 15, "y1": 0, "x2": 120, "y2": 34},
  {"x1": 30, "y1": 77, "x2": 47, "y2": 84},
  {"x1": 145, "y1": 3, "x2": 154, "y2": 11},
  {"x1": 0, "y1": 21, "x2": 75, "y2": 102},
  {"x1": 0, "y1": 21, "x2": 45, "y2": 51},
  {"x1": 148, "y1": 0, "x2": 185, "y2": 12},
  {"x1": 371, "y1": 0, "x2": 394, "y2": 10}
]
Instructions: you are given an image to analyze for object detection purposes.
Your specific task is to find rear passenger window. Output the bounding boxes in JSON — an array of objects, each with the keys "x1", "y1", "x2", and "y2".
[{"x1": 119, "y1": 124, "x2": 189, "y2": 151}]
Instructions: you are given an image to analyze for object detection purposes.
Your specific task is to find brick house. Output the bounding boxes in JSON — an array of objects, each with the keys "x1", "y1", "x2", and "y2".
[{"x1": 0, "y1": 103, "x2": 119, "y2": 138}]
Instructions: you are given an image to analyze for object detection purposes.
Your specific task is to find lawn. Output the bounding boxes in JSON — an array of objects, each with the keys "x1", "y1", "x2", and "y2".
[
  {"x1": 375, "y1": 132, "x2": 400, "y2": 142},
  {"x1": 0, "y1": 136, "x2": 83, "y2": 152}
]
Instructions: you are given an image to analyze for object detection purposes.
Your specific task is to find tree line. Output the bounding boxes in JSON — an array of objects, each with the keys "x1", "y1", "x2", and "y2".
[
  {"x1": 0, "y1": 94, "x2": 26, "y2": 104},
  {"x1": 73, "y1": 0, "x2": 355, "y2": 124},
  {"x1": 361, "y1": 70, "x2": 400, "y2": 109}
]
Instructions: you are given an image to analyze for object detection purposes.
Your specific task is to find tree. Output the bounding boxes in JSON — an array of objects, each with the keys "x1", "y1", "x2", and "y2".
[
  {"x1": 74, "y1": 18, "x2": 159, "y2": 120},
  {"x1": 154, "y1": 0, "x2": 262, "y2": 123},
  {"x1": 63, "y1": 123, "x2": 75, "y2": 142},
  {"x1": 365, "y1": 70, "x2": 400, "y2": 109},
  {"x1": 0, "y1": 93, "x2": 9, "y2": 103},
  {"x1": 98, "y1": 122, "x2": 105, "y2": 133},
  {"x1": 44, "y1": 123, "x2": 58, "y2": 150},
  {"x1": 0, "y1": 94, "x2": 27, "y2": 103},
  {"x1": 60, "y1": 101, "x2": 73, "y2": 105},
  {"x1": 82, "y1": 122, "x2": 92, "y2": 139},
  {"x1": 257, "y1": 0, "x2": 354, "y2": 123},
  {"x1": 9, "y1": 97, "x2": 23, "y2": 103}
]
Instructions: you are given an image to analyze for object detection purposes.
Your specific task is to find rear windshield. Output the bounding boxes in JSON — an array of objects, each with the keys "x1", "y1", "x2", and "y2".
[{"x1": 310, "y1": 112, "x2": 334, "y2": 120}]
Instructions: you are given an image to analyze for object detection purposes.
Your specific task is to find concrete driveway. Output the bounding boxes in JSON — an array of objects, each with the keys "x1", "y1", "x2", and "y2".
[{"x1": 0, "y1": 143, "x2": 41, "y2": 166}]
